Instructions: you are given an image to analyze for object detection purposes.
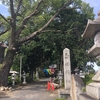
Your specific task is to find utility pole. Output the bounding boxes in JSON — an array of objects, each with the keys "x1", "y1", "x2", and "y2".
[{"x1": 20, "y1": 56, "x2": 22, "y2": 82}]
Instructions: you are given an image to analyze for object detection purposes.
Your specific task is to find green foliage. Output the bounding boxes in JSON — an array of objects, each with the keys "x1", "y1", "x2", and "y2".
[
  {"x1": 8, "y1": 75, "x2": 21, "y2": 85},
  {"x1": 0, "y1": 32, "x2": 9, "y2": 42},
  {"x1": 61, "y1": 80, "x2": 65, "y2": 88},
  {"x1": 35, "y1": 7, "x2": 95, "y2": 71},
  {"x1": 16, "y1": 0, "x2": 95, "y2": 73},
  {"x1": 0, "y1": 0, "x2": 95, "y2": 79},
  {"x1": 96, "y1": 61, "x2": 100, "y2": 66},
  {"x1": 15, "y1": 76, "x2": 21, "y2": 84},
  {"x1": 82, "y1": 74, "x2": 94, "y2": 85},
  {"x1": 82, "y1": 87, "x2": 86, "y2": 92},
  {"x1": 81, "y1": 2, "x2": 94, "y2": 19},
  {"x1": 96, "y1": 60, "x2": 100, "y2": 67},
  {"x1": 38, "y1": 69, "x2": 45, "y2": 78}
]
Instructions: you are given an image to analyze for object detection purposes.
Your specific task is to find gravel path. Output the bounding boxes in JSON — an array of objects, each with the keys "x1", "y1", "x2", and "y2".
[{"x1": 0, "y1": 79, "x2": 58, "y2": 100}]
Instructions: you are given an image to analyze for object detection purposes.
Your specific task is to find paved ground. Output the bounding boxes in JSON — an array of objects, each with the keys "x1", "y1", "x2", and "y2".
[{"x1": 0, "y1": 79, "x2": 58, "y2": 100}]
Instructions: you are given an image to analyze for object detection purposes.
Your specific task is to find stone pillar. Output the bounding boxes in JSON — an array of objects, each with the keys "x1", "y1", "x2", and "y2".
[
  {"x1": 63, "y1": 48, "x2": 71, "y2": 90},
  {"x1": 36, "y1": 68, "x2": 39, "y2": 79}
]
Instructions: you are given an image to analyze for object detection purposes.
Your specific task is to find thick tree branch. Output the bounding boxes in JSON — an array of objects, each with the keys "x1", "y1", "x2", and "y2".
[
  {"x1": 10, "y1": 0, "x2": 15, "y2": 18},
  {"x1": 0, "y1": 29, "x2": 9, "y2": 36},
  {"x1": 0, "y1": 14, "x2": 10, "y2": 25},
  {"x1": 15, "y1": 0, "x2": 22, "y2": 16},
  {"x1": 16, "y1": 0, "x2": 43, "y2": 38},
  {"x1": 18, "y1": 0, "x2": 73, "y2": 44},
  {"x1": 35, "y1": 0, "x2": 44, "y2": 9}
]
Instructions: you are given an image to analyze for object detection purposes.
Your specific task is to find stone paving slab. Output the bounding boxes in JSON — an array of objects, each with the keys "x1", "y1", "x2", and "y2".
[{"x1": 0, "y1": 80, "x2": 58, "y2": 100}]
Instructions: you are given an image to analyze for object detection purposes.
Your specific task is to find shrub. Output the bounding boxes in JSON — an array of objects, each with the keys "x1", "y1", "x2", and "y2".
[
  {"x1": 82, "y1": 73, "x2": 94, "y2": 85},
  {"x1": 38, "y1": 69, "x2": 45, "y2": 78},
  {"x1": 8, "y1": 75, "x2": 21, "y2": 86},
  {"x1": 15, "y1": 76, "x2": 21, "y2": 84}
]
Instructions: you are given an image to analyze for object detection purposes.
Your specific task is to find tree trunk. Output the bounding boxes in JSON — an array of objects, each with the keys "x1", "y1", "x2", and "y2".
[
  {"x1": 29, "y1": 69, "x2": 34, "y2": 81},
  {"x1": 0, "y1": 49, "x2": 16, "y2": 86},
  {"x1": 0, "y1": 43, "x2": 7, "y2": 64},
  {"x1": 60, "y1": 55, "x2": 63, "y2": 72}
]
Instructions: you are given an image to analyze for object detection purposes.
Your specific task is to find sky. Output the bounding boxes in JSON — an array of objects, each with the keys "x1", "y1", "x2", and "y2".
[
  {"x1": 0, "y1": 0, "x2": 100, "y2": 18},
  {"x1": 0, "y1": 0, "x2": 100, "y2": 71},
  {"x1": 0, "y1": 2, "x2": 9, "y2": 17},
  {"x1": 0, "y1": 0, "x2": 100, "y2": 17},
  {"x1": 82, "y1": 0, "x2": 100, "y2": 18}
]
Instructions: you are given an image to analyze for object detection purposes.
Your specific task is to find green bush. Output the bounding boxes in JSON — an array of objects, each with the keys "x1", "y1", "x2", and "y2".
[
  {"x1": 8, "y1": 75, "x2": 21, "y2": 85},
  {"x1": 38, "y1": 69, "x2": 45, "y2": 78},
  {"x1": 82, "y1": 73, "x2": 94, "y2": 85},
  {"x1": 61, "y1": 79, "x2": 64, "y2": 87},
  {"x1": 15, "y1": 76, "x2": 21, "y2": 84},
  {"x1": 82, "y1": 87, "x2": 86, "y2": 92}
]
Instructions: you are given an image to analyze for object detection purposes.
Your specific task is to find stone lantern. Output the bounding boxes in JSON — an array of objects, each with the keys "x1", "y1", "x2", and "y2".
[
  {"x1": 22, "y1": 71, "x2": 27, "y2": 84},
  {"x1": 58, "y1": 71, "x2": 63, "y2": 86},
  {"x1": 80, "y1": 11, "x2": 100, "y2": 100},
  {"x1": 11, "y1": 72, "x2": 16, "y2": 86},
  {"x1": 82, "y1": 10, "x2": 100, "y2": 57}
]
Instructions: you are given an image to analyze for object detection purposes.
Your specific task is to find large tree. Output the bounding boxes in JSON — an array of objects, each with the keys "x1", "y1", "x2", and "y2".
[
  {"x1": 17, "y1": 2, "x2": 95, "y2": 79},
  {"x1": 0, "y1": 0, "x2": 94, "y2": 86}
]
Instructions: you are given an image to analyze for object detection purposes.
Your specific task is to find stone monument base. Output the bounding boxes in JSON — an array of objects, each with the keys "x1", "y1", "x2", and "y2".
[
  {"x1": 86, "y1": 82, "x2": 100, "y2": 99},
  {"x1": 79, "y1": 94, "x2": 97, "y2": 100},
  {"x1": 58, "y1": 89, "x2": 70, "y2": 99}
]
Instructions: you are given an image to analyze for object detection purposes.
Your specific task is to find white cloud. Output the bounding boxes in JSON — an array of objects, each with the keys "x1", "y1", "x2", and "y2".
[
  {"x1": 0, "y1": 1, "x2": 2, "y2": 4},
  {"x1": 0, "y1": 1, "x2": 8, "y2": 8}
]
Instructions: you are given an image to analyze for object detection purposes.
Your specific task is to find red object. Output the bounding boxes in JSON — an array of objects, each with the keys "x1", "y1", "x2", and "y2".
[
  {"x1": 47, "y1": 81, "x2": 51, "y2": 90},
  {"x1": 51, "y1": 84, "x2": 55, "y2": 91}
]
